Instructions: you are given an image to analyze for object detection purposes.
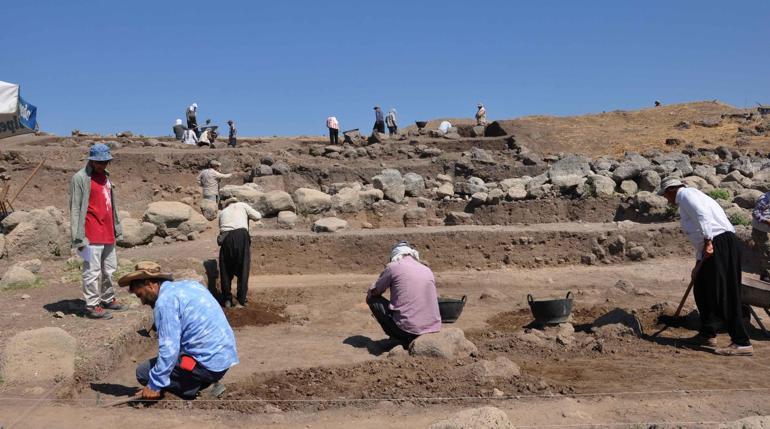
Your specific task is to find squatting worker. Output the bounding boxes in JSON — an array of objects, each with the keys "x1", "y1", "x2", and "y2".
[
  {"x1": 751, "y1": 191, "x2": 770, "y2": 280},
  {"x1": 366, "y1": 241, "x2": 442, "y2": 345},
  {"x1": 218, "y1": 197, "x2": 262, "y2": 307},
  {"x1": 69, "y1": 143, "x2": 125, "y2": 320},
  {"x1": 660, "y1": 177, "x2": 753, "y2": 356},
  {"x1": 119, "y1": 261, "x2": 238, "y2": 400},
  {"x1": 197, "y1": 160, "x2": 232, "y2": 204}
]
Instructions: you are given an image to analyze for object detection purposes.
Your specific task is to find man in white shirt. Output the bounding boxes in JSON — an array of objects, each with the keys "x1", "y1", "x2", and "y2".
[
  {"x1": 217, "y1": 197, "x2": 262, "y2": 308},
  {"x1": 660, "y1": 177, "x2": 752, "y2": 356}
]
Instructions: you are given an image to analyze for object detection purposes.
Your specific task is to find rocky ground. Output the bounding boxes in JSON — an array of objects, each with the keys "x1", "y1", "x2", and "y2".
[{"x1": 2, "y1": 101, "x2": 770, "y2": 428}]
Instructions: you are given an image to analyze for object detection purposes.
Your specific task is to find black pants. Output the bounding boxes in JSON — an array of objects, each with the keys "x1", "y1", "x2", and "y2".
[
  {"x1": 219, "y1": 228, "x2": 251, "y2": 305},
  {"x1": 694, "y1": 231, "x2": 751, "y2": 346},
  {"x1": 229, "y1": 137, "x2": 237, "y2": 147},
  {"x1": 387, "y1": 125, "x2": 397, "y2": 135},
  {"x1": 367, "y1": 295, "x2": 417, "y2": 344},
  {"x1": 136, "y1": 356, "x2": 227, "y2": 399},
  {"x1": 187, "y1": 118, "x2": 197, "y2": 130},
  {"x1": 329, "y1": 128, "x2": 339, "y2": 145},
  {"x1": 373, "y1": 121, "x2": 385, "y2": 134}
]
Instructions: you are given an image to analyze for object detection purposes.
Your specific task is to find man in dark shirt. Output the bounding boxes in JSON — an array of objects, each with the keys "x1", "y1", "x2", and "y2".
[{"x1": 373, "y1": 106, "x2": 385, "y2": 134}]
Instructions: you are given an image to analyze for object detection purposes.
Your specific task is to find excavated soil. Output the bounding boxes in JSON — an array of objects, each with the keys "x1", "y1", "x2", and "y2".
[{"x1": 223, "y1": 303, "x2": 288, "y2": 328}]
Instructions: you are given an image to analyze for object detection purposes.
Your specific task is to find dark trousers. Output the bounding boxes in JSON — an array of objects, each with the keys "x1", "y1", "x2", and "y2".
[
  {"x1": 136, "y1": 356, "x2": 227, "y2": 399},
  {"x1": 367, "y1": 295, "x2": 417, "y2": 344},
  {"x1": 219, "y1": 228, "x2": 251, "y2": 305},
  {"x1": 387, "y1": 125, "x2": 397, "y2": 135},
  {"x1": 694, "y1": 231, "x2": 751, "y2": 346},
  {"x1": 329, "y1": 128, "x2": 339, "y2": 145},
  {"x1": 229, "y1": 137, "x2": 237, "y2": 147},
  {"x1": 373, "y1": 121, "x2": 385, "y2": 134}
]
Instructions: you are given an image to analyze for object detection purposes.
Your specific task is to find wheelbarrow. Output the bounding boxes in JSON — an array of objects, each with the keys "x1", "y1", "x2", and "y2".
[{"x1": 742, "y1": 273, "x2": 770, "y2": 337}]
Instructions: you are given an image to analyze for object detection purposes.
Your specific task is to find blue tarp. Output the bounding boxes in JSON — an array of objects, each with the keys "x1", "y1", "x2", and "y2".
[{"x1": 18, "y1": 96, "x2": 37, "y2": 131}]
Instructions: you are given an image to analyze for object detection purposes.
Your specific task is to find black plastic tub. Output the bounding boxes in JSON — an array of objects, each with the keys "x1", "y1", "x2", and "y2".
[
  {"x1": 438, "y1": 295, "x2": 467, "y2": 323},
  {"x1": 415, "y1": 121, "x2": 428, "y2": 129},
  {"x1": 527, "y1": 292, "x2": 573, "y2": 325}
]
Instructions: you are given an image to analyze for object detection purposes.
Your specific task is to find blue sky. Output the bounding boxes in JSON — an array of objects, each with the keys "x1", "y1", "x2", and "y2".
[{"x1": 3, "y1": 1, "x2": 769, "y2": 137}]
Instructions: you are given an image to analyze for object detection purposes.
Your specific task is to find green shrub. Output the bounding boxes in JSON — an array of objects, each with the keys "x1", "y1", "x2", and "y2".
[
  {"x1": 729, "y1": 212, "x2": 751, "y2": 226},
  {"x1": 708, "y1": 189, "x2": 731, "y2": 200}
]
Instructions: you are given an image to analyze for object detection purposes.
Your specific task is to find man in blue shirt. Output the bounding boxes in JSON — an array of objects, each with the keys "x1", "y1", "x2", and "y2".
[{"x1": 118, "y1": 261, "x2": 239, "y2": 399}]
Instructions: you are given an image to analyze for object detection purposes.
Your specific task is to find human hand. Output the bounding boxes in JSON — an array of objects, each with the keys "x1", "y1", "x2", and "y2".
[{"x1": 703, "y1": 240, "x2": 714, "y2": 259}]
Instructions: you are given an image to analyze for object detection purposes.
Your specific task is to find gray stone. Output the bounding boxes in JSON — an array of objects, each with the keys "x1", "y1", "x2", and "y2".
[
  {"x1": 619, "y1": 180, "x2": 638, "y2": 195},
  {"x1": 587, "y1": 174, "x2": 616, "y2": 197},
  {"x1": 469, "y1": 357, "x2": 521, "y2": 380},
  {"x1": 403, "y1": 207, "x2": 428, "y2": 227},
  {"x1": 720, "y1": 416, "x2": 770, "y2": 429},
  {"x1": 293, "y1": 188, "x2": 332, "y2": 214},
  {"x1": 733, "y1": 190, "x2": 764, "y2": 209},
  {"x1": 638, "y1": 170, "x2": 661, "y2": 192},
  {"x1": 436, "y1": 182, "x2": 455, "y2": 198},
  {"x1": 331, "y1": 187, "x2": 362, "y2": 213},
  {"x1": 592, "y1": 308, "x2": 643, "y2": 336},
  {"x1": 681, "y1": 175, "x2": 712, "y2": 192},
  {"x1": 277, "y1": 211, "x2": 298, "y2": 228},
  {"x1": 693, "y1": 165, "x2": 717, "y2": 179},
  {"x1": 0, "y1": 265, "x2": 37, "y2": 290},
  {"x1": 506, "y1": 186, "x2": 528, "y2": 201},
  {"x1": 198, "y1": 199, "x2": 218, "y2": 221},
  {"x1": 312, "y1": 217, "x2": 349, "y2": 233},
  {"x1": 445, "y1": 211, "x2": 474, "y2": 226},
  {"x1": 654, "y1": 153, "x2": 693, "y2": 176},
  {"x1": 429, "y1": 406, "x2": 514, "y2": 429},
  {"x1": 612, "y1": 161, "x2": 643, "y2": 182},
  {"x1": 359, "y1": 189, "x2": 384, "y2": 205},
  {"x1": 117, "y1": 218, "x2": 158, "y2": 248},
  {"x1": 436, "y1": 174, "x2": 453, "y2": 183},
  {"x1": 372, "y1": 169, "x2": 406, "y2": 203},
  {"x1": 409, "y1": 328, "x2": 478, "y2": 359},
  {"x1": 627, "y1": 246, "x2": 648, "y2": 261},
  {"x1": 470, "y1": 192, "x2": 488, "y2": 206},
  {"x1": 730, "y1": 157, "x2": 758, "y2": 178},
  {"x1": 403, "y1": 173, "x2": 425, "y2": 197},
  {"x1": 271, "y1": 161, "x2": 291, "y2": 175},
  {"x1": 1, "y1": 210, "x2": 28, "y2": 232},
  {"x1": 548, "y1": 154, "x2": 592, "y2": 180},
  {"x1": 5, "y1": 207, "x2": 68, "y2": 258},
  {"x1": 2, "y1": 327, "x2": 76, "y2": 385},
  {"x1": 254, "y1": 164, "x2": 273, "y2": 177},
  {"x1": 592, "y1": 157, "x2": 618, "y2": 172},
  {"x1": 144, "y1": 201, "x2": 196, "y2": 226},
  {"x1": 261, "y1": 190, "x2": 296, "y2": 216},
  {"x1": 486, "y1": 188, "x2": 505, "y2": 205},
  {"x1": 632, "y1": 191, "x2": 669, "y2": 216},
  {"x1": 219, "y1": 184, "x2": 263, "y2": 206},
  {"x1": 470, "y1": 147, "x2": 496, "y2": 164}
]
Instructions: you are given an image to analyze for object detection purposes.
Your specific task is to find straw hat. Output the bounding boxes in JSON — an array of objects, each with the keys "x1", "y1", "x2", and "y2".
[{"x1": 118, "y1": 261, "x2": 174, "y2": 287}]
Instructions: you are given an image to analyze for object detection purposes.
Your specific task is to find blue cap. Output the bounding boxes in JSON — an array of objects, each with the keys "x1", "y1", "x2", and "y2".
[{"x1": 88, "y1": 143, "x2": 113, "y2": 162}]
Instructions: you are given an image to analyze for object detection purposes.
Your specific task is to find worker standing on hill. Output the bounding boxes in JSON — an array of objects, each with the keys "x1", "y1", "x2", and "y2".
[
  {"x1": 386, "y1": 109, "x2": 398, "y2": 136},
  {"x1": 172, "y1": 119, "x2": 185, "y2": 141},
  {"x1": 326, "y1": 115, "x2": 339, "y2": 145},
  {"x1": 186, "y1": 103, "x2": 198, "y2": 133},
  {"x1": 227, "y1": 120, "x2": 237, "y2": 147},
  {"x1": 475, "y1": 103, "x2": 487, "y2": 126},
  {"x1": 373, "y1": 106, "x2": 385, "y2": 134}
]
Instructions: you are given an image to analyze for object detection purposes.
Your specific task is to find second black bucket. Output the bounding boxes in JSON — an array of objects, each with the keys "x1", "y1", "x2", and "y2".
[
  {"x1": 438, "y1": 295, "x2": 467, "y2": 323},
  {"x1": 527, "y1": 292, "x2": 573, "y2": 325}
]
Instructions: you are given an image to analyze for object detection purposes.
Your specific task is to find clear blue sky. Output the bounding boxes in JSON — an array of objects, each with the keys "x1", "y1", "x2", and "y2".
[{"x1": 3, "y1": 1, "x2": 770, "y2": 137}]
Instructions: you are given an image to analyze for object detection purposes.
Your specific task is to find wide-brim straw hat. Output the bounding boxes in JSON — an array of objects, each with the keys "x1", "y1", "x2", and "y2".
[{"x1": 118, "y1": 261, "x2": 174, "y2": 287}]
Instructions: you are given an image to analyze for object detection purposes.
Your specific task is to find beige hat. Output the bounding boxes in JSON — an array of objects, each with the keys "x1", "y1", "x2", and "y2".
[
  {"x1": 222, "y1": 197, "x2": 239, "y2": 207},
  {"x1": 658, "y1": 177, "x2": 685, "y2": 195},
  {"x1": 209, "y1": 160, "x2": 221, "y2": 167},
  {"x1": 118, "y1": 261, "x2": 174, "y2": 287}
]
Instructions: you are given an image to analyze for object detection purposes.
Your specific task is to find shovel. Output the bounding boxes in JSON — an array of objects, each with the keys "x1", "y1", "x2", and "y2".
[
  {"x1": 100, "y1": 393, "x2": 142, "y2": 408},
  {"x1": 651, "y1": 260, "x2": 702, "y2": 337}
]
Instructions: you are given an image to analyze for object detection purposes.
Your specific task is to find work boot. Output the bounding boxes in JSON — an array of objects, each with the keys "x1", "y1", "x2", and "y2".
[
  {"x1": 101, "y1": 299, "x2": 128, "y2": 312},
  {"x1": 202, "y1": 382, "x2": 226, "y2": 399},
  {"x1": 223, "y1": 300, "x2": 233, "y2": 308},
  {"x1": 683, "y1": 333, "x2": 717, "y2": 348},
  {"x1": 714, "y1": 343, "x2": 754, "y2": 356},
  {"x1": 234, "y1": 302, "x2": 246, "y2": 309},
  {"x1": 85, "y1": 306, "x2": 113, "y2": 320}
]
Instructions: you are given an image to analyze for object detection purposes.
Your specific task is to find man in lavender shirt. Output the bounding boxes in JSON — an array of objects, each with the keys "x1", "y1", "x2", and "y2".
[{"x1": 366, "y1": 241, "x2": 442, "y2": 345}]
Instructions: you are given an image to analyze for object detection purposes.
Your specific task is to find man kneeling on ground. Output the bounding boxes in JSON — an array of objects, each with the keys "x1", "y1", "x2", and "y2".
[
  {"x1": 366, "y1": 241, "x2": 442, "y2": 345},
  {"x1": 119, "y1": 261, "x2": 239, "y2": 399}
]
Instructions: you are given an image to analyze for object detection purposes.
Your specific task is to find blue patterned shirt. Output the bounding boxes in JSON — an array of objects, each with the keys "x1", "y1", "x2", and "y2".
[{"x1": 148, "y1": 280, "x2": 239, "y2": 391}]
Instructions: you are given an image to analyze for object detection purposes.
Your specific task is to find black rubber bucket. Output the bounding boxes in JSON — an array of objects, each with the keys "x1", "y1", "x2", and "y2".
[
  {"x1": 438, "y1": 295, "x2": 467, "y2": 323},
  {"x1": 415, "y1": 121, "x2": 428, "y2": 129},
  {"x1": 527, "y1": 292, "x2": 573, "y2": 325}
]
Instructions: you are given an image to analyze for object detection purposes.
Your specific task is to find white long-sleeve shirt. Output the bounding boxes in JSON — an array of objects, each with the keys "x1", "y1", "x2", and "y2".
[
  {"x1": 218, "y1": 202, "x2": 262, "y2": 232},
  {"x1": 182, "y1": 129, "x2": 198, "y2": 145},
  {"x1": 676, "y1": 187, "x2": 735, "y2": 260}
]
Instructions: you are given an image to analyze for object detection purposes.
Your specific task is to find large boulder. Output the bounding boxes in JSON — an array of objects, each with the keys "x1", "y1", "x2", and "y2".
[
  {"x1": 293, "y1": 188, "x2": 332, "y2": 214},
  {"x1": 654, "y1": 153, "x2": 693, "y2": 176},
  {"x1": 117, "y1": 218, "x2": 157, "y2": 248},
  {"x1": 403, "y1": 173, "x2": 426, "y2": 197},
  {"x1": 1, "y1": 327, "x2": 76, "y2": 385},
  {"x1": 359, "y1": 189, "x2": 384, "y2": 206},
  {"x1": 277, "y1": 211, "x2": 298, "y2": 228},
  {"x1": 720, "y1": 416, "x2": 770, "y2": 429},
  {"x1": 612, "y1": 161, "x2": 643, "y2": 182},
  {"x1": 469, "y1": 357, "x2": 521, "y2": 381},
  {"x1": 261, "y1": 190, "x2": 295, "y2": 216},
  {"x1": 587, "y1": 174, "x2": 616, "y2": 197},
  {"x1": 436, "y1": 182, "x2": 455, "y2": 198},
  {"x1": 548, "y1": 154, "x2": 592, "y2": 181},
  {"x1": 143, "y1": 202, "x2": 208, "y2": 237},
  {"x1": 638, "y1": 170, "x2": 661, "y2": 193},
  {"x1": 312, "y1": 217, "x2": 348, "y2": 233},
  {"x1": 372, "y1": 169, "x2": 406, "y2": 203},
  {"x1": 409, "y1": 328, "x2": 478, "y2": 358},
  {"x1": 0, "y1": 264, "x2": 38, "y2": 290},
  {"x1": 632, "y1": 191, "x2": 669, "y2": 216},
  {"x1": 219, "y1": 184, "x2": 263, "y2": 206},
  {"x1": 198, "y1": 199, "x2": 218, "y2": 221},
  {"x1": 331, "y1": 187, "x2": 362, "y2": 213},
  {"x1": 734, "y1": 189, "x2": 764, "y2": 209},
  {"x1": 429, "y1": 407, "x2": 514, "y2": 429},
  {"x1": 5, "y1": 207, "x2": 68, "y2": 258}
]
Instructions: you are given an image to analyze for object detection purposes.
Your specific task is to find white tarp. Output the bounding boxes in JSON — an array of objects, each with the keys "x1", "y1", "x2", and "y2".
[{"x1": 0, "y1": 81, "x2": 19, "y2": 114}]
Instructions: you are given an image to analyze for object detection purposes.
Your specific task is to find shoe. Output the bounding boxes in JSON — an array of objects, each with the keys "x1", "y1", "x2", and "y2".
[
  {"x1": 714, "y1": 343, "x2": 754, "y2": 356},
  {"x1": 202, "y1": 382, "x2": 226, "y2": 398},
  {"x1": 234, "y1": 301, "x2": 246, "y2": 309},
  {"x1": 85, "y1": 306, "x2": 113, "y2": 320},
  {"x1": 101, "y1": 299, "x2": 127, "y2": 312},
  {"x1": 683, "y1": 334, "x2": 717, "y2": 348},
  {"x1": 223, "y1": 300, "x2": 233, "y2": 308}
]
